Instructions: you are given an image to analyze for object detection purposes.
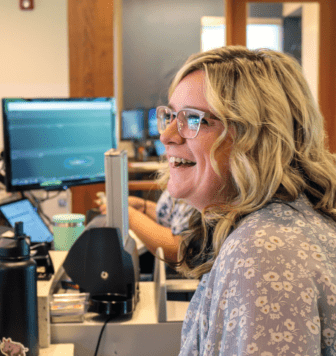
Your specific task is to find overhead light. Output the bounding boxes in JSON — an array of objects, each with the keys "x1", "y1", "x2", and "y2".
[{"x1": 20, "y1": 0, "x2": 34, "y2": 10}]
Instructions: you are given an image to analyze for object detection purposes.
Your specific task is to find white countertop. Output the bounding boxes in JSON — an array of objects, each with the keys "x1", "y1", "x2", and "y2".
[{"x1": 40, "y1": 344, "x2": 74, "y2": 355}]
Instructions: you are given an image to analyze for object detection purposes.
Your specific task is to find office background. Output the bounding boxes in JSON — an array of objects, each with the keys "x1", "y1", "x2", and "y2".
[{"x1": 0, "y1": 0, "x2": 335, "y2": 216}]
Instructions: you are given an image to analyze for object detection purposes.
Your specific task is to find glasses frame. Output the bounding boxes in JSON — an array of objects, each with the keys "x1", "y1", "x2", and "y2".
[{"x1": 156, "y1": 106, "x2": 213, "y2": 139}]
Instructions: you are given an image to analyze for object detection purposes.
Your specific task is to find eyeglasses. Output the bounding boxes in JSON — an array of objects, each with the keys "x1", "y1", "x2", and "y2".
[{"x1": 156, "y1": 106, "x2": 213, "y2": 139}]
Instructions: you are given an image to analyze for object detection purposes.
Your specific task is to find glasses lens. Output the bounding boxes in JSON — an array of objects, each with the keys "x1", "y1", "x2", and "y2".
[
  {"x1": 157, "y1": 107, "x2": 171, "y2": 133},
  {"x1": 177, "y1": 110, "x2": 201, "y2": 138}
]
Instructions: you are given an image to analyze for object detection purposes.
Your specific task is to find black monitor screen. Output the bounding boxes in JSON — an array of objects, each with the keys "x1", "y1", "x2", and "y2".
[
  {"x1": 121, "y1": 109, "x2": 145, "y2": 141},
  {"x1": 147, "y1": 107, "x2": 159, "y2": 138},
  {"x1": 2, "y1": 97, "x2": 117, "y2": 192}
]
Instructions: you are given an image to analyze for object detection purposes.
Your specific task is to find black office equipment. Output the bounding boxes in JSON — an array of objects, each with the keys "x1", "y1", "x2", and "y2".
[
  {"x1": 63, "y1": 226, "x2": 139, "y2": 317},
  {"x1": 63, "y1": 150, "x2": 139, "y2": 317},
  {"x1": 0, "y1": 222, "x2": 39, "y2": 356},
  {"x1": 2, "y1": 97, "x2": 117, "y2": 192}
]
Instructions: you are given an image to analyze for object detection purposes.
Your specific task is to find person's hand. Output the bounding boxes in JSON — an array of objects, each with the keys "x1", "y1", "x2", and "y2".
[
  {"x1": 99, "y1": 203, "x2": 107, "y2": 215},
  {"x1": 96, "y1": 196, "x2": 145, "y2": 215},
  {"x1": 128, "y1": 196, "x2": 146, "y2": 213},
  {"x1": 95, "y1": 192, "x2": 107, "y2": 214}
]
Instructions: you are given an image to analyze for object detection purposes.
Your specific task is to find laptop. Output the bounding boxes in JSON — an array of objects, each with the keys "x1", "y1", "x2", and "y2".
[{"x1": 0, "y1": 198, "x2": 53, "y2": 244}]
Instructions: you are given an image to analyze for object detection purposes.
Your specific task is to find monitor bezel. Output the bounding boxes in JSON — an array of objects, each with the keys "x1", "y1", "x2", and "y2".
[{"x1": 2, "y1": 97, "x2": 116, "y2": 192}]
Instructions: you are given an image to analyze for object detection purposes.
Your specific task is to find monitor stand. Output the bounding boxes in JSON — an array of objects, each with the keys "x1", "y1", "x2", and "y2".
[{"x1": 104, "y1": 149, "x2": 129, "y2": 246}]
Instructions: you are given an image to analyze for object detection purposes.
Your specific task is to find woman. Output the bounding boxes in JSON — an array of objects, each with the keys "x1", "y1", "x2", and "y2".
[{"x1": 157, "y1": 46, "x2": 336, "y2": 355}]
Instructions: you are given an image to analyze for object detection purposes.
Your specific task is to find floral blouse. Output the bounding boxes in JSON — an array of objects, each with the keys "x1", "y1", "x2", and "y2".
[
  {"x1": 156, "y1": 190, "x2": 194, "y2": 235},
  {"x1": 179, "y1": 195, "x2": 336, "y2": 356}
]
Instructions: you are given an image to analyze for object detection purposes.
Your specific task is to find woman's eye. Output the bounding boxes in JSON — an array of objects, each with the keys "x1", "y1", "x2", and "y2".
[
  {"x1": 164, "y1": 114, "x2": 171, "y2": 122},
  {"x1": 187, "y1": 116, "x2": 200, "y2": 130},
  {"x1": 201, "y1": 118, "x2": 209, "y2": 125}
]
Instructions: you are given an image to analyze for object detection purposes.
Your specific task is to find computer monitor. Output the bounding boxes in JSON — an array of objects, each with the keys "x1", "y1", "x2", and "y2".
[
  {"x1": 2, "y1": 97, "x2": 117, "y2": 192},
  {"x1": 147, "y1": 107, "x2": 159, "y2": 138},
  {"x1": 121, "y1": 109, "x2": 145, "y2": 141},
  {"x1": 153, "y1": 140, "x2": 166, "y2": 157}
]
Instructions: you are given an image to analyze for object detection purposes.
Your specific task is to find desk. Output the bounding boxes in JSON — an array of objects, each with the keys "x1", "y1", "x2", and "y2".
[
  {"x1": 38, "y1": 251, "x2": 69, "y2": 348},
  {"x1": 44, "y1": 250, "x2": 185, "y2": 356},
  {"x1": 51, "y1": 282, "x2": 183, "y2": 356},
  {"x1": 40, "y1": 344, "x2": 74, "y2": 355}
]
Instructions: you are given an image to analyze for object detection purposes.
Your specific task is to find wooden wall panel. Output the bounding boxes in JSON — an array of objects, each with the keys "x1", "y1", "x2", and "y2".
[
  {"x1": 68, "y1": 0, "x2": 114, "y2": 97},
  {"x1": 68, "y1": 0, "x2": 113, "y2": 214},
  {"x1": 226, "y1": 0, "x2": 336, "y2": 153},
  {"x1": 318, "y1": 0, "x2": 336, "y2": 151}
]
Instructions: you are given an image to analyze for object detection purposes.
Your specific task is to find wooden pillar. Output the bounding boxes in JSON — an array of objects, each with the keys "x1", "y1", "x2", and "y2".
[
  {"x1": 318, "y1": 0, "x2": 336, "y2": 151},
  {"x1": 225, "y1": 0, "x2": 336, "y2": 152},
  {"x1": 68, "y1": 0, "x2": 114, "y2": 214},
  {"x1": 225, "y1": 0, "x2": 246, "y2": 46}
]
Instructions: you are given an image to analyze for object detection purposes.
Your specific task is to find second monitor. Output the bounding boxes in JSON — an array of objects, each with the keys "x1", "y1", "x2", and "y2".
[
  {"x1": 147, "y1": 107, "x2": 159, "y2": 139},
  {"x1": 121, "y1": 109, "x2": 146, "y2": 141},
  {"x1": 121, "y1": 107, "x2": 160, "y2": 142}
]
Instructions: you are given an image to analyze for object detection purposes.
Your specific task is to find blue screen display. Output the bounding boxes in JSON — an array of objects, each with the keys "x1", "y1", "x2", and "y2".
[
  {"x1": 0, "y1": 199, "x2": 53, "y2": 243},
  {"x1": 2, "y1": 97, "x2": 117, "y2": 191},
  {"x1": 148, "y1": 108, "x2": 159, "y2": 137},
  {"x1": 154, "y1": 140, "x2": 165, "y2": 156},
  {"x1": 121, "y1": 109, "x2": 145, "y2": 140}
]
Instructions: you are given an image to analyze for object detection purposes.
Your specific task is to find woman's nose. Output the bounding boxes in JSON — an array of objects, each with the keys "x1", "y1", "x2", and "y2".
[{"x1": 160, "y1": 119, "x2": 184, "y2": 145}]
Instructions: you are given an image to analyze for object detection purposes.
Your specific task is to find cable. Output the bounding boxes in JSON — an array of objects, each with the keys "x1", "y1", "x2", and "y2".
[
  {"x1": 38, "y1": 190, "x2": 63, "y2": 203},
  {"x1": 94, "y1": 315, "x2": 113, "y2": 356},
  {"x1": 22, "y1": 191, "x2": 53, "y2": 226}
]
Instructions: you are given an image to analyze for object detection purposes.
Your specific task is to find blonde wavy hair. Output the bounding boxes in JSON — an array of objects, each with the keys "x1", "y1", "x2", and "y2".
[{"x1": 158, "y1": 46, "x2": 336, "y2": 279}]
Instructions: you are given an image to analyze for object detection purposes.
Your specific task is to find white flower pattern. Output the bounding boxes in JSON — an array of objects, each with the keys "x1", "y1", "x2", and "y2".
[
  {"x1": 179, "y1": 195, "x2": 336, "y2": 355},
  {"x1": 156, "y1": 189, "x2": 194, "y2": 235}
]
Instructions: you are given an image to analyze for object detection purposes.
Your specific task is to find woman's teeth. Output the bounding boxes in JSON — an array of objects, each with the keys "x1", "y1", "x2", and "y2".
[{"x1": 169, "y1": 156, "x2": 196, "y2": 167}]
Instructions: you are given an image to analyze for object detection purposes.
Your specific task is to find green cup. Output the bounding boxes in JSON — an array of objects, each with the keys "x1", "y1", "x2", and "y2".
[{"x1": 52, "y1": 214, "x2": 85, "y2": 251}]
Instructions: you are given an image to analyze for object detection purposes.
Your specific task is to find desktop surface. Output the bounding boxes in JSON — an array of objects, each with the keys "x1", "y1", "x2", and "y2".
[{"x1": 47, "y1": 251, "x2": 184, "y2": 356}]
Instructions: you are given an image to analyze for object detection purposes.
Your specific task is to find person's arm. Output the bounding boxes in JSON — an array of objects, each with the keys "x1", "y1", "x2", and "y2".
[
  {"x1": 128, "y1": 196, "x2": 157, "y2": 221},
  {"x1": 97, "y1": 196, "x2": 157, "y2": 221},
  {"x1": 128, "y1": 206, "x2": 179, "y2": 262}
]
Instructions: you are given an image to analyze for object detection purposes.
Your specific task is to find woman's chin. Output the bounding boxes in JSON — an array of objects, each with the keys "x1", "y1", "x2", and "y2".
[{"x1": 167, "y1": 179, "x2": 188, "y2": 201}]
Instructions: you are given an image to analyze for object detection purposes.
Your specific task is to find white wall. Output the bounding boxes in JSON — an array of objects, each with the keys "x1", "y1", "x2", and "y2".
[
  {"x1": 0, "y1": 0, "x2": 69, "y2": 150},
  {"x1": 302, "y1": 3, "x2": 319, "y2": 105},
  {"x1": 283, "y1": 3, "x2": 319, "y2": 104}
]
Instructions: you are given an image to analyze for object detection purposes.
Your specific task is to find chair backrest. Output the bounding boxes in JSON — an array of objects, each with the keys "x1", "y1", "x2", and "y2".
[{"x1": 153, "y1": 247, "x2": 167, "y2": 322}]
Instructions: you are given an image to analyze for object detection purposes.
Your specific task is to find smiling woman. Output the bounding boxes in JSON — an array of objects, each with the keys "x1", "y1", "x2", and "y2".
[
  {"x1": 159, "y1": 70, "x2": 234, "y2": 212},
  {"x1": 156, "y1": 45, "x2": 336, "y2": 356}
]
